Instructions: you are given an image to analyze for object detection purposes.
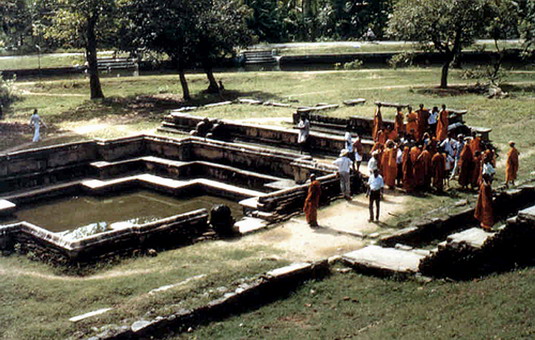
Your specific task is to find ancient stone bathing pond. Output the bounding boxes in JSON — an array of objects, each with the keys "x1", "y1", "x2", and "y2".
[
  {"x1": 0, "y1": 135, "x2": 349, "y2": 264},
  {"x1": 1, "y1": 190, "x2": 243, "y2": 237}
]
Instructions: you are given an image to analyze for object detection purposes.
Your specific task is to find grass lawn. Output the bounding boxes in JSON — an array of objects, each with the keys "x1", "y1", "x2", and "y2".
[
  {"x1": 176, "y1": 266, "x2": 535, "y2": 339},
  {"x1": 1, "y1": 65, "x2": 534, "y2": 339},
  {"x1": 0, "y1": 240, "x2": 289, "y2": 339}
]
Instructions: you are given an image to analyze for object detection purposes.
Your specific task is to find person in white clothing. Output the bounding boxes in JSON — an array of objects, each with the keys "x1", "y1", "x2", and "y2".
[
  {"x1": 29, "y1": 109, "x2": 46, "y2": 142},
  {"x1": 297, "y1": 114, "x2": 310, "y2": 153},
  {"x1": 368, "y1": 151, "x2": 379, "y2": 175},
  {"x1": 367, "y1": 169, "x2": 384, "y2": 222},
  {"x1": 333, "y1": 149, "x2": 352, "y2": 200},
  {"x1": 428, "y1": 106, "x2": 439, "y2": 135}
]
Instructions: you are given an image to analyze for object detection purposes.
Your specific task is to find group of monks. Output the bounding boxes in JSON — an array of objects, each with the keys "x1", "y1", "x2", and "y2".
[
  {"x1": 369, "y1": 103, "x2": 521, "y2": 231},
  {"x1": 303, "y1": 102, "x2": 520, "y2": 232}
]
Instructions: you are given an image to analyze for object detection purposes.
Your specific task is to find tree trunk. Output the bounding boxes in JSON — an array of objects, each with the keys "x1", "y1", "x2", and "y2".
[
  {"x1": 86, "y1": 15, "x2": 104, "y2": 100},
  {"x1": 203, "y1": 61, "x2": 219, "y2": 94},
  {"x1": 440, "y1": 52, "x2": 455, "y2": 89},
  {"x1": 178, "y1": 59, "x2": 191, "y2": 101}
]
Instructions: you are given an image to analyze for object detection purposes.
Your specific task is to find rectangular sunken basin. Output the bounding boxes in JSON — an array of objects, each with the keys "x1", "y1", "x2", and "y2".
[{"x1": 0, "y1": 189, "x2": 243, "y2": 240}]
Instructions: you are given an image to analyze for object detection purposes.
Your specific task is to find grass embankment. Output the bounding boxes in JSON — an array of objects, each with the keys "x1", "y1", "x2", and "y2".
[
  {"x1": 0, "y1": 51, "x2": 121, "y2": 70},
  {"x1": 0, "y1": 241, "x2": 288, "y2": 339},
  {"x1": 177, "y1": 266, "x2": 535, "y2": 339}
]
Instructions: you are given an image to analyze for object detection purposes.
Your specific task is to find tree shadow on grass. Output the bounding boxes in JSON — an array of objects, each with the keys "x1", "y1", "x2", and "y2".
[
  {"x1": 43, "y1": 89, "x2": 287, "y2": 124},
  {"x1": 500, "y1": 84, "x2": 535, "y2": 95}
]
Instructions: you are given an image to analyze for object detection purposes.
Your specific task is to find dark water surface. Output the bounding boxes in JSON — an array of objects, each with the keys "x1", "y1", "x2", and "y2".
[{"x1": 1, "y1": 190, "x2": 243, "y2": 234}]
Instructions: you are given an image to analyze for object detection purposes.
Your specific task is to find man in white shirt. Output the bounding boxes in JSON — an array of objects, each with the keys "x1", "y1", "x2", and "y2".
[
  {"x1": 333, "y1": 149, "x2": 352, "y2": 200},
  {"x1": 428, "y1": 106, "x2": 439, "y2": 135},
  {"x1": 368, "y1": 151, "x2": 379, "y2": 175},
  {"x1": 367, "y1": 169, "x2": 384, "y2": 222}
]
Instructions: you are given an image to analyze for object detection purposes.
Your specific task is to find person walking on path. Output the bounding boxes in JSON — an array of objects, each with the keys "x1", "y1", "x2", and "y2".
[
  {"x1": 505, "y1": 141, "x2": 520, "y2": 188},
  {"x1": 333, "y1": 149, "x2": 352, "y2": 200},
  {"x1": 29, "y1": 109, "x2": 47, "y2": 143},
  {"x1": 367, "y1": 169, "x2": 384, "y2": 222},
  {"x1": 474, "y1": 174, "x2": 494, "y2": 231},
  {"x1": 303, "y1": 174, "x2": 321, "y2": 227}
]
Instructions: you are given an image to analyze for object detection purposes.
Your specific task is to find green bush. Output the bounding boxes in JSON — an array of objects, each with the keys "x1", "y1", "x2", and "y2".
[
  {"x1": 388, "y1": 51, "x2": 415, "y2": 69},
  {"x1": 0, "y1": 73, "x2": 18, "y2": 110},
  {"x1": 335, "y1": 59, "x2": 363, "y2": 70}
]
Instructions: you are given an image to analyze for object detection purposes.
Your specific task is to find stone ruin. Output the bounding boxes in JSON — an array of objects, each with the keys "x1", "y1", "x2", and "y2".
[{"x1": 0, "y1": 135, "x2": 361, "y2": 264}]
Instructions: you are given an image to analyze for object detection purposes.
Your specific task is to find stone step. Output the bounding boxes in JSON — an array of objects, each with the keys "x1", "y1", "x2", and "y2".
[
  {"x1": 342, "y1": 245, "x2": 426, "y2": 276},
  {"x1": 447, "y1": 227, "x2": 495, "y2": 249}
]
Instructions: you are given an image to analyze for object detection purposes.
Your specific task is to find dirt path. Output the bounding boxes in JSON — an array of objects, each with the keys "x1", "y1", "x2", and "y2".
[{"x1": 237, "y1": 191, "x2": 407, "y2": 262}]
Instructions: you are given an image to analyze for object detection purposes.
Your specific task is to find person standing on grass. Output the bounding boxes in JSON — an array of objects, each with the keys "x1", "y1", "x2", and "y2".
[
  {"x1": 367, "y1": 169, "x2": 384, "y2": 222},
  {"x1": 303, "y1": 174, "x2": 321, "y2": 227},
  {"x1": 297, "y1": 113, "x2": 310, "y2": 154},
  {"x1": 475, "y1": 174, "x2": 494, "y2": 231},
  {"x1": 333, "y1": 149, "x2": 352, "y2": 200},
  {"x1": 416, "y1": 104, "x2": 429, "y2": 142},
  {"x1": 29, "y1": 109, "x2": 46, "y2": 143},
  {"x1": 431, "y1": 148, "x2": 447, "y2": 192},
  {"x1": 505, "y1": 141, "x2": 520, "y2": 188}
]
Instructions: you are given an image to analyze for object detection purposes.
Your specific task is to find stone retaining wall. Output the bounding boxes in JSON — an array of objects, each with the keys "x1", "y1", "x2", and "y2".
[{"x1": 0, "y1": 209, "x2": 209, "y2": 265}]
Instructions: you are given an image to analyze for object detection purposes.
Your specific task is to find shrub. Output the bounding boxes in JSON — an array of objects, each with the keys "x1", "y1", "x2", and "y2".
[{"x1": 388, "y1": 51, "x2": 415, "y2": 69}]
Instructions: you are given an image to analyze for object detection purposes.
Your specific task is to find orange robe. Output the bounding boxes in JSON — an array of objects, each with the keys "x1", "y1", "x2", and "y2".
[
  {"x1": 416, "y1": 108, "x2": 429, "y2": 141},
  {"x1": 472, "y1": 154, "x2": 483, "y2": 188},
  {"x1": 372, "y1": 108, "x2": 383, "y2": 141},
  {"x1": 406, "y1": 112, "x2": 419, "y2": 140},
  {"x1": 376, "y1": 130, "x2": 387, "y2": 145},
  {"x1": 469, "y1": 137, "x2": 482, "y2": 155},
  {"x1": 431, "y1": 152, "x2": 446, "y2": 191},
  {"x1": 436, "y1": 110, "x2": 449, "y2": 141},
  {"x1": 505, "y1": 147, "x2": 520, "y2": 182},
  {"x1": 458, "y1": 144, "x2": 474, "y2": 188},
  {"x1": 474, "y1": 182, "x2": 493, "y2": 230},
  {"x1": 383, "y1": 147, "x2": 398, "y2": 188},
  {"x1": 410, "y1": 146, "x2": 424, "y2": 188},
  {"x1": 418, "y1": 149, "x2": 432, "y2": 189},
  {"x1": 303, "y1": 180, "x2": 321, "y2": 225},
  {"x1": 402, "y1": 147, "x2": 414, "y2": 192},
  {"x1": 394, "y1": 111, "x2": 405, "y2": 137}
]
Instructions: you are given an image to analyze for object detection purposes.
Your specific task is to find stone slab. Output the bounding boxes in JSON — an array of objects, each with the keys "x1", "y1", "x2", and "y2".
[
  {"x1": 518, "y1": 205, "x2": 535, "y2": 222},
  {"x1": 235, "y1": 217, "x2": 268, "y2": 234},
  {"x1": 0, "y1": 199, "x2": 16, "y2": 215},
  {"x1": 149, "y1": 274, "x2": 206, "y2": 295},
  {"x1": 343, "y1": 98, "x2": 366, "y2": 106},
  {"x1": 447, "y1": 227, "x2": 494, "y2": 248},
  {"x1": 69, "y1": 308, "x2": 113, "y2": 322},
  {"x1": 204, "y1": 101, "x2": 232, "y2": 108},
  {"x1": 343, "y1": 245, "x2": 425, "y2": 273},
  {"x1": 266, "y1": 262, "x2": 311, "y2": 278}
]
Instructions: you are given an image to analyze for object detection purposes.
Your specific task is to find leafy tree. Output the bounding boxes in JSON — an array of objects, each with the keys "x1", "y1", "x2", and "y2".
[
  {"x1": 388, "y1": 0, "x2": 486, "y2": 88},
  {"x1": 483, "y1": 0, "x2": 520, "y2": 84},
  {"x1": 242, "y1": 0, "x2": 285, "y2": 42},
  {"x1": 519, "y1": 0, "x2": 535, "y2": 55},
  {"x1": 120, "y1": 0, "x2": 199, "y2": 100},
  {"x1": 43, "y1": 0, "x2": 118, "y2": 99},
  {"x1": 0, "y1": 0, "x2": 32, "y2": 50},
  {"x1": 195, "y1": 0, "x2": 252, "y2": 93}
]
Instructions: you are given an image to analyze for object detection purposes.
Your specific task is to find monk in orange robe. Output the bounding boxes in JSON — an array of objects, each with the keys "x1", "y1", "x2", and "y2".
[
  {"x1": 410, "y1": 145, "x2": 425, "y2": 189},
  {"x1": 469, "y1": 134, "x2": 482, "y2": 155},
  {"x1": 371, "y1": 142, "x2": 384, "y2": 170},
  {"x1": 436, "y1": 104, "x2": 449, "y2": 141},
  {"x1": 372, "y1": 104, "x2": 383, "y2": 141},
  {"x1": 418, "y1": 146, "x2": 432, "y2": 190},
  {"x1": 406, "y1": 106, "x2": 419, "y2": 141},
  {"x1": 457, "y1": 143, "x2": 474, "y2": 189},
  {"x1": 505, "y1": 141, "x2": 520, "y2": 187},
  {"x1": 303, "y1": 174, "x2": 321, "y2": 227},
  {"x1": 382, "y1": 142, "x2": 398, "y2": 189},
  {"x1": 387, "y1": 126, "x2": 397, "y2": 141},
  {"x1": 431, "y1": 150, "x2": 446, "y2": 192},
  {"x1": 471, "y1": 151, "x2": 483, "y2": 189},
  {"x1": 474, "y1": 175, "x2": 494, "y2": 231},
  {"x1": 416, "y1": 104, "x2": 429, "y2": 142},
  {"x1": 394, "y1": 107, "x2": 405, "y2": 137},
  {"x1": 402, "y1": 146, "x2": 414, "y2": 192},
  {"x1": 376, "y1": 129, "x2": 387, "y2": 145}
]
